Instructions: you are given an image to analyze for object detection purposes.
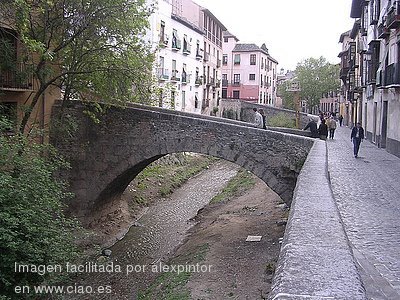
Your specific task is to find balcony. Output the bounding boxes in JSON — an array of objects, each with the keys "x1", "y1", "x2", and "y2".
[
  {"x1": 182, "y1": 40, "x2": 191, "y2": 55},
  {"x1": 171, "y1": 37, "x2": 181, "y2": 51},
  {"x1": 0, "y1": 63, "x2": 34, "y2": 91},
  {"x1": 159, "y1": 34, "x2": 169, "y2": 47},
  {"x1": 207, "y1": 77, "x2": 215, "y2": 86},
  {"x1": 157, "y1": 68, "x2": 169, "y2": 81},
  {"x1": 196, "y1": 48, "x2": 203, "y2": 60},
  {"x1": 195, "y1": 77, "x2": 202, "y2": 86},
  {"x1": 170, "y1": 70, "x2": 180, "y2": 82},
  {"x1": 377, "y1": 23, "x2": 390, "y2": 39},
  {"x1": 387, "y1": 1, "x2": 400, "y2": 29},
  {"x1": 384, "y1": 63, "x2": 400, "y2": 87},
  {"x1": 340, "y1": 68, "x2": 349, "y2": 81},
  {"x1": 231, "y1": 81, "x2": 241, "y2": 87},
  {"x1": 181, "y1": 71, "x2": 188, "y2": 84}
]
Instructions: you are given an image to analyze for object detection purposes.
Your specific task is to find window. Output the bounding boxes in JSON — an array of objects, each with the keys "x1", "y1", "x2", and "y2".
[
  {"x1": 172, "y1": 60, "x2": 177, "y2": 78},
  {"x1": 234, "y1": 54, "x2": 240, "y2": 65},
  {"x1": 233, "y1": 74, "x2": 240, "y2": 85},
  {"x1": 249, "y1": 74, "x2": 255, "y2": 80},
  {"x1": 160, "y1": 21, "x2": 165, "y2": 43},
  {"x1": 181, "y1": 91, "x2": 186, "y2": 110},
  {"x1": 172, "y1": 29, "x2": 178, "y2": 48},
  {"x1": 182, "y1": 63, "x2": 187, "y2": 83},
  {"x1": 224, "y1": 37, "x2": 228, "y2": 42},
  {"x1": 195, "y1": 92, "x2": 199, "y2": 108},
  {"x1": 222, "y1": 73, "x2": 228, "y2": 86},
  {"x1": 370, "y1": 0, "x2": 380, "y2": 25},
  {"x1": 250, "y1": 54, "x2": 256, "y2": 65},
  {"x1": 233, "y1": 90, "x2": 240, "y2": 99},
  {"x1": 222, "y1": 54, "x2": 228, "y2": 65}
]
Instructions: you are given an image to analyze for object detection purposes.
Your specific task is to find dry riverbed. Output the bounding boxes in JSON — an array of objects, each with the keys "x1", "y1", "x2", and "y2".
[
  {"x1": 69, "y1": 155, "x2": 287, "y2": 299},
  {"x1": 137, "y1": 163, "x2": 288, "y2": 300}
]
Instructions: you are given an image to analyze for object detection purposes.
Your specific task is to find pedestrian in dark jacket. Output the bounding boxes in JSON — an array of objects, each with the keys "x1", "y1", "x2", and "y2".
[
  {"x1": 351, "y1": 122, "x2": 365, "y2": 158},
  {"x1": 259, "y1": 109, "x2": 267, "y2": 129},
  {"x1": 318, "y1": 119, "x2": 328, "y2": 140},
  {"x1": 338, "y1": 115, "x2": 343, "y2": 126},
  {"x1": 303, "y1": 118, "x2": 318, "y2": 138}
]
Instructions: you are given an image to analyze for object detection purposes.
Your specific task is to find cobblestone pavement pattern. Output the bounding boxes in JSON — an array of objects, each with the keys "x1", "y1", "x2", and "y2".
[{"x1": 327, "y1": 126, "x2": 400, "y2": 300}]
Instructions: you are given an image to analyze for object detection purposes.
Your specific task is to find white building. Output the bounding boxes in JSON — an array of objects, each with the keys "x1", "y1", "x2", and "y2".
[{"x1": 148, "y1": 0, "x2": 204, "y2": 113}]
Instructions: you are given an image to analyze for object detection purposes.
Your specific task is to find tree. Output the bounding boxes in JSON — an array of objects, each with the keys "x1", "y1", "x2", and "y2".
[
  {"x1": 295, "y1": 57, "x2": 340, "y2": 112},
  {"x1": 278, "y1": 81, "x2": 295, "y2": 110},
  {"x1": 0, "y1": 0, "x2": 156, "y2": 134}
]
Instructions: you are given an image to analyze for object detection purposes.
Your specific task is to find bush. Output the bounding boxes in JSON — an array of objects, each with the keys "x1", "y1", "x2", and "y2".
[
  {"x1": 0, "y1": 118, "x2": 79, "y2": 299},
  {"x1": 268, "y1": 113, "x2": 296, "y2": 128}
]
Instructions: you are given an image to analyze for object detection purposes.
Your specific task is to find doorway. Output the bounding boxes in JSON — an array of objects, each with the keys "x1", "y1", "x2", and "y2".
[{"x1": 381, "y1": 101, "x2": 388, "y2": 148}]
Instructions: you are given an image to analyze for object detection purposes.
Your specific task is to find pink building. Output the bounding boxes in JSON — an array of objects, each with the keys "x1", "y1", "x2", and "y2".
[{"x1": 222, "y1": 31, "x2": 278, "y2": 105}]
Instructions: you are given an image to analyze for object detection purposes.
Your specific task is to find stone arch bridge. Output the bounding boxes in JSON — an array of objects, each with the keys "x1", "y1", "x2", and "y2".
[{"x1": 51, "y1": 100, "x2": 314, "y2": 218}]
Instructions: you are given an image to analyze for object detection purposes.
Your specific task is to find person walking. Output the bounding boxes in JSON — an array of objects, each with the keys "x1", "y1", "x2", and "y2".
[
  {"x1": 318, "y1": 119, "x2": 328, "y2": 140},
  {"x1": 328, "y1": 116, "x2": 337, "y2": 139},
  {"x1": 253, "y1": 108, "x2": 263, "y2": 129},
  {"x1": 351, "y1": 122, "x2": 365, "y2": 158},
  {"x1": 259, "y1": 109, "x2": 267, "y2": 129},
  {"x1": 303, "y1": 118, "x2": 318, "y2": 138},
  {"x1": 338, "y1": 115, "x2": 343, "y2": 126}
]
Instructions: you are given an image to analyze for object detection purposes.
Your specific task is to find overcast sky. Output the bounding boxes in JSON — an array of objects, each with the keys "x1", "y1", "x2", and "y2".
[{"x1": 194, "y1": 0, "x2": 355, "y2": 72}]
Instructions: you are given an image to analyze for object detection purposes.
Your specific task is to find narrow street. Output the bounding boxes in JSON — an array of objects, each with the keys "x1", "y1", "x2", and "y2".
[{"x1": 327, "y1": 126, "x2": 400, "y2": 299}]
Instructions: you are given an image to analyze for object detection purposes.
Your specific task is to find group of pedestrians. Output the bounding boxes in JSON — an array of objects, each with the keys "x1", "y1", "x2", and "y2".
[
  {"x1": 303, "y1": 111, "x2": 365, "y2": 158},
  {"x1": 254, "y1": 108, "x2": 364, "y2": 159},
  {"x1": 304, "y1": 113, "x2": 337, "y2": 140}
]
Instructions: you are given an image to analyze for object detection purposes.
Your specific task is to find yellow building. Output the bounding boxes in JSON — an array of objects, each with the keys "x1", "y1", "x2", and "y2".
[{"x1": 1, "y1": 22, "x2": 60, "y2": 141}]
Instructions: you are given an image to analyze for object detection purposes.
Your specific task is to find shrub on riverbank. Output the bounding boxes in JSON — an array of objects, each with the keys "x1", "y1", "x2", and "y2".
[
  {"x1": 210, "y1": 169, "x2": 256, "y2": 204},
  {"x1": 0, "y1": 118, "x2": 79, "y2": 299}
]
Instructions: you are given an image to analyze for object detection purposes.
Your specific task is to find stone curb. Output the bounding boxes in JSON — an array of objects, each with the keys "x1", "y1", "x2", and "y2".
[{"x1": 269, "y1": 141, "x2": 366, "y2": 300}]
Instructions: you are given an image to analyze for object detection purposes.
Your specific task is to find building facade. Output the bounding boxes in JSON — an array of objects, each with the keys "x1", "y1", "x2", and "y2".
[
  {"x1": 148, "y1": 0, "x2": 226, "y2": 115},
  {"x1": 221, "y1": 33, "x2": 278, "y2": 106},
  {"x1": 342, "y1": 0, "x2": 400, "y2": 157},
  {"x1": 0, "y1": 19, "x2": 60, "y2": 138},
  {"x1": 148, "y1": 0, "x2": 204, "y2": 113}
]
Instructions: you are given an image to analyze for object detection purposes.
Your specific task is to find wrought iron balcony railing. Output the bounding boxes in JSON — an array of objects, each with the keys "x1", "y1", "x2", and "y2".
[{"x1": 0, "y1": 63, "x2": 34, "y2": 90}]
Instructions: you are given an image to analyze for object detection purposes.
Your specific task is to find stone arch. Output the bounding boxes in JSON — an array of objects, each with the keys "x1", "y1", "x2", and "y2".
[{"x1": 50, "y1": 101, "x2": 314, "y2": 219}]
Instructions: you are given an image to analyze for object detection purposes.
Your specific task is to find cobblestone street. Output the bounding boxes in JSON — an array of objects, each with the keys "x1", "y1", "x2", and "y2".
[{"x1": 327, "y1": 125, "x2": 400, "y2": 300}]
